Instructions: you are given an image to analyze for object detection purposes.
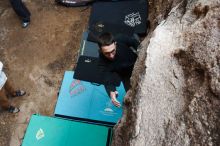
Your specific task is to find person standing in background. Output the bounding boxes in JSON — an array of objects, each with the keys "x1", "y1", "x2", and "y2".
[
  {"x1": 10, "y1": 0, "x2": 31, "y2": 28},
  {"x1": 0, "y1": 61, "x2": 26, "y2": 113}
]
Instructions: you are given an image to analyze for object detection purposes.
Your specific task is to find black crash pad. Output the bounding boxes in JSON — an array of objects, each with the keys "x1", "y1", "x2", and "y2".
[
  {"x1": 88, "y1": 0, "x2": 148, "y2": 42},
  {"x1": 74, "y1": 56, "x2": 120, "y2": 86}
]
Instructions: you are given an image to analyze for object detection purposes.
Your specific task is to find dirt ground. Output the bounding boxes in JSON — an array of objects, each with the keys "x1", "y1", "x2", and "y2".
[{"x1": 0, "y1": 0, "x2": 90, "y2": 145}]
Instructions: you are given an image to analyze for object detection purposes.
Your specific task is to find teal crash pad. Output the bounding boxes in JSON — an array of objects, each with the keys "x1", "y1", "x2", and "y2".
[
  {"x1": 54, "y1": 71, "x2": 126, "y2": 125},
  {"x1": 22, "y1": 114, "x2": 112, "y2": 146}
]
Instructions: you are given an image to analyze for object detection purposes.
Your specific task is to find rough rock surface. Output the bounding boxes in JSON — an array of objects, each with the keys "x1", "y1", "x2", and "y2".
[{"x1": 112, "y1": 0, "x2": 220, "y2": 146}]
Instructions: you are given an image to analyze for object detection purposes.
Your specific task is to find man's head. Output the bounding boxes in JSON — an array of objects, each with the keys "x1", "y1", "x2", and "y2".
[{"x1": 98, "y1": 32, "x2": 117, "y2": 60}]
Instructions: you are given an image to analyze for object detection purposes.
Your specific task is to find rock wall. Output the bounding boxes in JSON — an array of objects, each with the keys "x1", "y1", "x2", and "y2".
[{"x1": 112, "y1": 0, "x2": 220, "y2": 146}]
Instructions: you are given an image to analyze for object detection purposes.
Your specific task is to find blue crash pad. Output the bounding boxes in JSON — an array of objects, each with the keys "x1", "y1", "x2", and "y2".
[
  {"x1": 22, "y1": 114, "x2": 112, "y2": 146},
  {"x1": 79, "y1": 31, "x2": 99, "y2": 58},
  {"x1": 54, "y1": 71, "x2": 126, "y2": 125}
]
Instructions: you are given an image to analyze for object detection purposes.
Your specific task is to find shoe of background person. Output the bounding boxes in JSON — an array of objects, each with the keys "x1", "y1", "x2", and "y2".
[
  {"x1": 8, "y1": 106, "x2": 20, "y2": 113},
  {"x1": 22, "y1": 22, "x2": 30, "y2": 28},
  {"x1": 13, "y1": 90, "x2": 26, "y2": 97}
]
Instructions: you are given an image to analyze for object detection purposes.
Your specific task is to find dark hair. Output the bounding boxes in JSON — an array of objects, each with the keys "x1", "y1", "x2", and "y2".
[{"x1": 97, "y1": 32, "x2": 115, "y2": 48}]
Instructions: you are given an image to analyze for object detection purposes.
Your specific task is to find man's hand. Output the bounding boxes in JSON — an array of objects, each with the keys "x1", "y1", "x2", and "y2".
[{"x1": 110, "y1": 91, "x2": 121, "y2": 107}]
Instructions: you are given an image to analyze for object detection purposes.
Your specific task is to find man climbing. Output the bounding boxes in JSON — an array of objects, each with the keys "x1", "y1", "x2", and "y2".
[
  {"x1": 98, "y1": 32, "x2": 140, "y2": 107},
  {"x1": 0, "y1": 61, "x2": 26, "y2": 113}
]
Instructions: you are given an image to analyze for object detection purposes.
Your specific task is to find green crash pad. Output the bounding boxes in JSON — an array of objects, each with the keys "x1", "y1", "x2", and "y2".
[{"x1": 22, "y1": 115, "x2": 112, "y2": 146}]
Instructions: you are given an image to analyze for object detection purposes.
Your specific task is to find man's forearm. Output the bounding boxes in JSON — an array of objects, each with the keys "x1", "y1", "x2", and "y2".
[{"x1": 104, "y1": 84, "x2": 116, "y2": 97}]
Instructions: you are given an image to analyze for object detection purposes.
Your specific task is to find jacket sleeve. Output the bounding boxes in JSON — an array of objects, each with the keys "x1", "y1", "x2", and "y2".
[
  {"x1": 0, "y1": 61, "x2": 3, "y2": 71},
  {"x1": 104, "y1": 84, "x2": 116, "y2": 97},
  {"x1": 98, "y1": 59, "x2": 119, "y2": 95},
  {"x1": 0, "y1": 62, "x2": 7, "y2": 90}
]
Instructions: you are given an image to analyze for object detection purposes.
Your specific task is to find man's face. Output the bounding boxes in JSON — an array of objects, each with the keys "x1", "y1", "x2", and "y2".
[{"x1": 101, "y1": 42, "x2": 116, "y2": 60}]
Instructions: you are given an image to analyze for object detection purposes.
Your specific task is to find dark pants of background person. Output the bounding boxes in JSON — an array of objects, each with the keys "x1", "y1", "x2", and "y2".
[
  {"x1": 0, "y1": 80, "x2": 15, "y2": 110},
  {"x1": 10, "y1": 0, "x2": 31, "y2": 22}
]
